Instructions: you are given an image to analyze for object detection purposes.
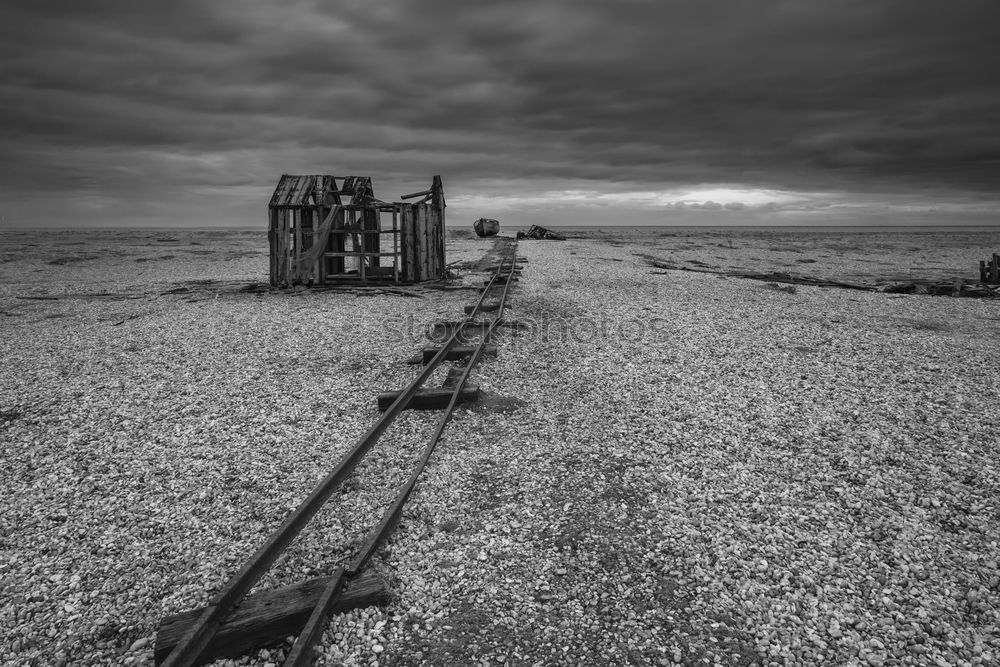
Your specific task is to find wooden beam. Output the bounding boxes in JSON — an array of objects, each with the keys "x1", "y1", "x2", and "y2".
[
  {"x1": 465, "y1": 303, "x2": 500, "y2": 314},
  {"x1": 427, "y1": 321, "x2": 492, "y2": 337},
  {"x1": 421, "y1": 344, "x2": 497, "y2": 364},
  {"x1": 283, "y1": 568, "x2": 347, "y2": 666},
  {"x1": 376, "y1": 385, "x2": 480, "y2": 411},
  {"x1": 429, "y1": 320, "x2": 525, "y2": 337},
  {"x1": 400, "y1": 188, "x2": 432, "y2": 200},
  {"x1": 154, "y1": 569, "x2": 389, "y2": 666}
]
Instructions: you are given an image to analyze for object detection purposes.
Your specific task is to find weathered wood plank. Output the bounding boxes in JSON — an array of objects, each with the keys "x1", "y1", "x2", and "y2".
[
  {"x1": 427, "y1": 320, "x2": 525, "y2": 338},
  {"x1": 365, "y1": 208, "x2": 380, "y2": 269},
  {"x1": 413, "y1": 205, "x2": 427, "y2": 281},
  {"x1": 429, "y1": 204, "x2": 441, "y2": 279},
  {"x1": 427, "y1": 321, "x2": 492, "y2": 338},
  {"x1": 465, "y1": 303, "x2": 501, "y2": 314},
  {"x1": 154, "y1": 569, "x2": 389, "y2": 666},
  {"x1": 421, "y1": 344, "x2": 497, "y2": 364},
  {"x1": 290, "y1": 175, "x2": 317, "y2": 207},
  {"x1": 268, "y1": 208, "x2": 279, "y2": 286},
  {"x1": 278, "y1": 175, "x2": 304, "y2": 207},
  {"x1": 293, "y1": 210, "x2": 304, "y2": 284},
  {"x1": 426, "y1": 205, "x2": 438, "y2": 279},
  {"x1": 322, "y1": 252, "x2": 400, "y2": 258},
  {"x1": 392, "y1": 207, "x2": 400, "y2": 282},
  {"x1": 433, "y1": 176, "x2": 445, "y2": 278},
  {"x1": 376, "y1": 385, "x2": 480, "y2": 411},
  {"x1": 400, "y1": 206, "x2": 416, "y2": 282},
  {"x1": 276, "y1": 210, "x2": 289, "y2": 285},
  {"x1": 400, "y1": 188, "x2": 433, "y2": 200},
  {"x1": 269, "y1": 174, "x2": 294, "y2": 207}
]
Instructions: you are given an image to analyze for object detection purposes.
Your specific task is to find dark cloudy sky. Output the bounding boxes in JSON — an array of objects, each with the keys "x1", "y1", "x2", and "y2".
[{"x1": 2, "y1": 0, "x2": 998, "y2": 228}]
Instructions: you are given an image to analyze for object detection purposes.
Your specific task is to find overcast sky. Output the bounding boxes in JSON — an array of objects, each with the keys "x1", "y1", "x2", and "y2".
[{"x1": 1, "y1": 0, "x2": 998, "y2": 228}]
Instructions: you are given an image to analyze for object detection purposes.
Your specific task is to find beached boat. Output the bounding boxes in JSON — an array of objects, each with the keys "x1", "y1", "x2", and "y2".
[{"x1": 474, "y1": 218, "x2": 500, "y2": 237}]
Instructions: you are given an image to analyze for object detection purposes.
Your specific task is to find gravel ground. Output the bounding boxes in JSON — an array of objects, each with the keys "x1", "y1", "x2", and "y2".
[
  {"x1": 2, "y1": 229, "x2": 998, "y2": 666},
  {"x1": 562, "y1": 227, "x2": 1000, "y2": 285}
]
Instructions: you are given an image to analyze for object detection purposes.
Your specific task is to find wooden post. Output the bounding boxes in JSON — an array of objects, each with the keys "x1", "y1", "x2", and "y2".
[
  {"x1": 427, "y1": 204, "x2": 436, "y2": 279},
  {"x1": 414, "y1": 205, "x2": 425, "y2": 281},
  {"x1": 292, "y1": 210, "x2": 303, "y2": 284},
  {"x1": 360, "y1": 214, "x2": 367, "y2": 282},
  {"x1": 992, "y1": 254, "x2": 1000, "y2": 283},
  {"x1": 431, "y1": 175, "x2": 445, "y2": 279},
  {"x1": 400, "y1": 205, "x2": 415, "y2": 282},
  {"x1": 392, "y1": 207, "x2": 399, "y2": 282},
  {"x1": 982, "y1": 261, "x2": 989, "y2": 284},
  {"x1": 376, "y1": 385, "x2": 480, "y2": 411},
  {"x1": 303, "y1": 208, "x2": 318, "y2": 284},
  {"x1": 416, "y1": 205, "x2": 430, "y2": 281},
  {"x1": 365, "y1": 207, "x2": 380, "y2": 269},
  {"x1": 282, "y1": 209, "x2": 290, "y2": 285},
  {"x1": 420, "y1": 204, "x2": 431, "y2": 280},
  {"x1": 276, "y1": 210, "x2": 288, "y2": 286},
  {"x1": 332, "y1": 217, "x2": 344, "y2": 277},
  {"x1": 268, "y1": 207, "x2": 278, "y2": 286}
]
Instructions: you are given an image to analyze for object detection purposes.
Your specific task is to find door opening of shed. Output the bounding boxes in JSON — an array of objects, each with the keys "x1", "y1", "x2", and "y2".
[{"x1": 268, "y1": 175, "x2": 446, "y2": 286}]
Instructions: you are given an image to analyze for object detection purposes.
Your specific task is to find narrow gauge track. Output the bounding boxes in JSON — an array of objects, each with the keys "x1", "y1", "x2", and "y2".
[{"x1": 159, "y1": 244, "x2": 520, "y2": 667}]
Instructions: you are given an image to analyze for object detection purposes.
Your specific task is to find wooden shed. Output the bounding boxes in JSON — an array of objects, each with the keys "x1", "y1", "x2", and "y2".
[{"x1": 268, "y1": 175, "x2": 446, "y2": 286}]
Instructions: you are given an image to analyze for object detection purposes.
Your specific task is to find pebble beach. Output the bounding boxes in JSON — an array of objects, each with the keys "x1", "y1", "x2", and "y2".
[{"x1": 1, "y1": 227, "x2": 998, "y2": 666}]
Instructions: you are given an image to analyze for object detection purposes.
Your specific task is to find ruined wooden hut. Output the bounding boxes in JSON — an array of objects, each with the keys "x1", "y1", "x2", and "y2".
[{"x1": 268, "y1": 175, "x2": 445, "y2": 286}]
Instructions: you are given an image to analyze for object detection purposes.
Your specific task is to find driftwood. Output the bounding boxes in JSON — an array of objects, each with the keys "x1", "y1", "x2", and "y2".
[
  {"x1": 516, "y1": 225, "x2": 565, "y2": 241},
  {"x1": 642, "y1": 256, "x2": 1000, "y2": 299}
]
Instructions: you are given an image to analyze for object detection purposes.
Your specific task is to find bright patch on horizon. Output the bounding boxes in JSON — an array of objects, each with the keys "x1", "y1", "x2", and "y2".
[
  {"x1": 672, "y1": 188, "x2": 806, "y2": 206},
  {"x1": 452, "y1": 186, "x2": 819, "y2": 210}
]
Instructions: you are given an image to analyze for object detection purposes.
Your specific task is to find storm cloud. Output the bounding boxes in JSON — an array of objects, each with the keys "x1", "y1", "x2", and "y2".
[{"x1": 1, "y1": 0, "x2": 998, "y2": 226}]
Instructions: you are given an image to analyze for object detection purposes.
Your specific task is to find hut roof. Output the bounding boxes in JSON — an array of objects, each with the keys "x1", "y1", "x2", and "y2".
[{"x1": 268, "y1": 175, "x2": 377, "y2": 209}]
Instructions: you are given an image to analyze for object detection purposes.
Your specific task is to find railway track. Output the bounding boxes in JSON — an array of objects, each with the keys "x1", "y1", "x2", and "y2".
[{"x1": 156, "y1": 242, "x2": 521, "y2": 666}]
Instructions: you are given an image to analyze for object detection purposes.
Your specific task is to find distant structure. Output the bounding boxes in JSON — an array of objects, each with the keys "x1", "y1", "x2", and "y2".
[
  {"x1": 981, "y1": 253, "x2": 999, "y2": 284},
  {"x1": 268, "y1": 175, "x2": 445, "y2": 286}
]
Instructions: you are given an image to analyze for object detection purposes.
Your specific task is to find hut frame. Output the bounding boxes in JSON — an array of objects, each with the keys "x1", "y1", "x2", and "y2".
[{"x1": 268, "y1": 175, "x2": 445, "y2": 286}]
